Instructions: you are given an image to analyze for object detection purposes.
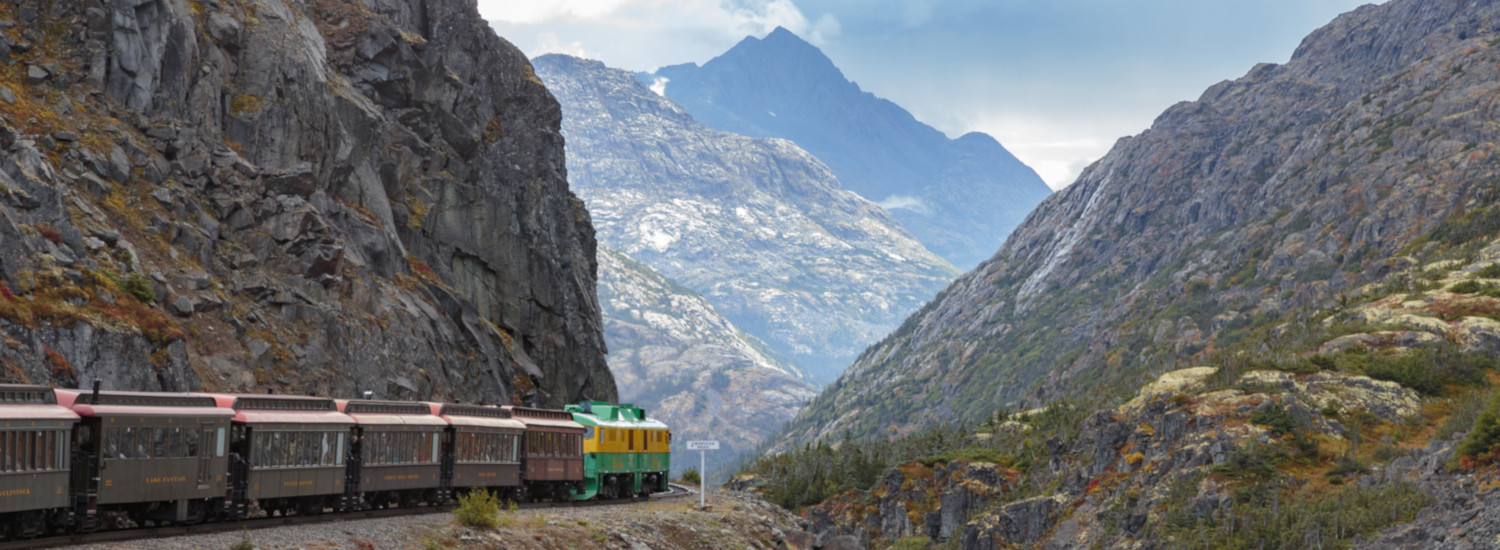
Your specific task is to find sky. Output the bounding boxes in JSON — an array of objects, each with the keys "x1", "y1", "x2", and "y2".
[{"x1": 480, "y1": 0, "x2": 1382, "y2": 189}]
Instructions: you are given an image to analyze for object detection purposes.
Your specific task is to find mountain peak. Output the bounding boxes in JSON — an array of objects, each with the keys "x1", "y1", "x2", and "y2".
[
  {"x1": 763, "y1": 26, "x2": 804, "y2": 43},
  {"x1": 718, "y1": 26, "x2": 833, "y2": 71}
]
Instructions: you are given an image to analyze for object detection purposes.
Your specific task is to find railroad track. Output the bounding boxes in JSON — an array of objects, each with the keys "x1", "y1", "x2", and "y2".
[{"x1": 0, "y1": 484, "x2": 697, "y2": 550}]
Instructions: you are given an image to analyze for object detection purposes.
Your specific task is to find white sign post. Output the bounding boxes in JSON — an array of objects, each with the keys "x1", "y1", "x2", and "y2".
[{"x1": 685, "y1": 440, "x2": 719, "y2": 508}]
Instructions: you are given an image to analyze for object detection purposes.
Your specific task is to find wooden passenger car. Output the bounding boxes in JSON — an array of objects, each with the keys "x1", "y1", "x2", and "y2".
[
  {"x1": 337, "y1": 399, "x2": 447, "y2": 508},
  {"x1": 55, "y1": 389, "x2": 234, "y2": 525},
  {"x1": 206, "y1": 394, "x2": 355, "y2": 517},
  {"x1": 503, "y1": 406, "x2": 584, "y2": 501},
  {"x1": 428, "y1": 403, "x2": 523, "y2": 498},
  {"x1": 0, "y1": 385, "x2": 78, "y2": 538}
]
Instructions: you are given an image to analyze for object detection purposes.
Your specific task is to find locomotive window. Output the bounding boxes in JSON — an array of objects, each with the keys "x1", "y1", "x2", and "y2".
[
  {"x1": 584, "y1": 426, "x2": 594, "y2": 440},
  {"x1": 217, "y1": 427, "x2": 226, "y2": 458},
  {"x1": 2, "y1": 432, "x2": 10, "y2": 471},
  {"x1": 336, "y1": 432, "x2": 346, "y2": 466}
]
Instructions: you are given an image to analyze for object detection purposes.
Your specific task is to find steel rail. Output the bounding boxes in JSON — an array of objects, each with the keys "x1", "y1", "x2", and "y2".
[{"x1": 0, "y1": 484, "x2": 693, "y2": 549}]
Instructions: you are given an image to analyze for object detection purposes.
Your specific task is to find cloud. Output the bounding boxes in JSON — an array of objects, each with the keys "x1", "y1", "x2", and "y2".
[
  {"x1": 481, "y1": 0, "x2": 634, "y2": 25},
  {"x1": 479, "y1": 0, "x2": 836, "y2": 68},
  {"x1": 533, "y1": 31, "x2": 594, "y2": 59},
  {"x1": 876, "y1": 195, "x2": 932, "y2": 215}
]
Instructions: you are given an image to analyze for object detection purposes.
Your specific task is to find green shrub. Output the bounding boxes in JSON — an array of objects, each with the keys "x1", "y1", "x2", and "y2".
[
  {"x1": 1213, "y1": 441, "x2": 1280, "y2": 481},
  {"x1": 1326, "y1": 455, "x2": 1370, "y2": 478},
  {"x1": 1457, "y1": 387, "x2": 1500, "y2": 464},
  {"x1": 679, "y1": 467, "x2": 701, "y2": 486},
  {"x1": 1163, "y1": 481, "x2": 1427, "y2": 549},
  {"x1": 452, "y1": 490, "x2": 501, "y2": 529},
  {"x1": 1250, "y1": 404, "x2": 1298, "y2": 435},
  {"x1": 1364, "y1": 360, "x2": 1446, "y2": 396},
  {"x1": 1436, "y1": 390, "x2": 1489, "y2": 441},
  {"x1": 1341, "y1": 347, "x2": 1491, "y2": 397},
  {"x1": 890, "y1": 537, "x2": 934, "y2": 550},
  {"x1": 230, "y1": 528, "x2": 254, "y2": 550},
  {"x1": 1449, "y1": 280, "x2": 1483, "y2": 294},
  {"x1": 119, "y1": 273, "x2": 155, "y2": 303},
  {"x1": 1479, "y1": 263, "x2": 1500, "y2": 278}
]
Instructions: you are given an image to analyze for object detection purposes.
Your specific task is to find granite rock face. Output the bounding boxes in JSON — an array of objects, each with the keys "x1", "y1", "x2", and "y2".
[
  {"x1": 0, "y1": 0, "x2": 613, "y2": 405},
  {"x1": 778, "y1": 0, "x2": 1500, "y2": 445},
  {"x1": 651, "y1": 27, "x2": 1052, "y2": 271},
  {"x1": 534, "y1": 54, "x2": 958, "y2": 387}
]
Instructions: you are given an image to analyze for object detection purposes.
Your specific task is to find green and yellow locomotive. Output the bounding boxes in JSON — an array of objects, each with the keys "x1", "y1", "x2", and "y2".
[{"x1": 566, "y1": 402, "x2": 670, "y2": 500}]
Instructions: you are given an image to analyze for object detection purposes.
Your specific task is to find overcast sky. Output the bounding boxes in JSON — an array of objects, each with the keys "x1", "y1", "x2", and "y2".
[{"x1": 481, "y1": 0, "x2": 1381, "y2": 189}]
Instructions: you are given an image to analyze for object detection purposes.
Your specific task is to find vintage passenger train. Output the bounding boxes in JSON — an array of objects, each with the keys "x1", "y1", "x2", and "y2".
[{"x1": 0, "y1": 383, "x2": 670, "y2": 539}]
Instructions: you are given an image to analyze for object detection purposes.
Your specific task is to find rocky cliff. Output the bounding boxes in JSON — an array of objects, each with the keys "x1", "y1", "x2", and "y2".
[
  {"x1": 533, "y1": 54, "x2": 958, "y2": 387},
  {"x1": 650, "y1": 27, "x2": 1052, "y2": 270},
  {"x1": 777, "y1": 0, "x2": 1500, "y2": 446},
  {"x1": 0, "y1": 0, "x2": 613, "y2": 405}
]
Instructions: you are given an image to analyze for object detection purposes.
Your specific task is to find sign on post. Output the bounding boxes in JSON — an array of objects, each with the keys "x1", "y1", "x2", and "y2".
[{"x1": 685, "y1": 440, "x2": 719, "y2": 508}]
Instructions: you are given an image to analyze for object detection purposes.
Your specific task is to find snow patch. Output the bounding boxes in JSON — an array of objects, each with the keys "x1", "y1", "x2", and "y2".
[
  {"x1": 650, "y1": 76, "x2": 669, "y2": 96},
  {"x1": 640, "y1": 225, "x2": 680, "y2": 252}
]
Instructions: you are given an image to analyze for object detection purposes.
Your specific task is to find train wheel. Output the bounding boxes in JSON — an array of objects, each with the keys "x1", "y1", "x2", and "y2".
[
  {"x1": 184, "y1": 501, "x2": 205, "y2": 525},
  {"x1": 22, "y1": 511, "x2": 45, "y2": 538}
]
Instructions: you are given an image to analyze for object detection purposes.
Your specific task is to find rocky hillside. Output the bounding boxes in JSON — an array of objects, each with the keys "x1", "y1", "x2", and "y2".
[
  {"x1": 777, "y1": 0, "x2": 1500, "y2": 446},
  {"x1": 651, "y1": 27, "x2": 1052, "y2": 270},
  {"x1": 534, "y1": 54, "x2": 958, "y2": 387},
  {"x1": 597, "y1": 246, "x2": 815, "y2": 475},
  {"x1": 0, "y1": 0, "x2": 613, "y2": 405}
]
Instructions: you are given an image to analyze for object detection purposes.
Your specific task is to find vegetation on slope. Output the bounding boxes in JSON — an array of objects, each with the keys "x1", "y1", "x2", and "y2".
[{"x1": 745, "y1": 212, "x2": 1500, "y2": 547}]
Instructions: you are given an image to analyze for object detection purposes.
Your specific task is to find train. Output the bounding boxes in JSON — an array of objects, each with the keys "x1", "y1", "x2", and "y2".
[{"x1": 0, "y1": 383, "x2": 670, "y2": 539}]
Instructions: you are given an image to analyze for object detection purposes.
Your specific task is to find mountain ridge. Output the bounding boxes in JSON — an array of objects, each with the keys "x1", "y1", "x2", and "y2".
[
  {"x1": 650, "y1": 27, "x2": 1051, "y2": 270},
  {"x1": 775, "y1": 0, "x2": 1500, "y2": 446}
]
